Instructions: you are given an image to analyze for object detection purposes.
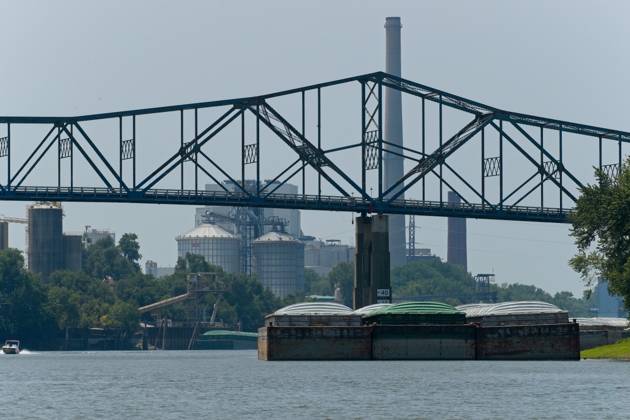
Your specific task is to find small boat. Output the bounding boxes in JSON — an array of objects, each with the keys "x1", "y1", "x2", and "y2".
[{"x1": 2, "y1": 340, "x2": 20, "y2": 354}]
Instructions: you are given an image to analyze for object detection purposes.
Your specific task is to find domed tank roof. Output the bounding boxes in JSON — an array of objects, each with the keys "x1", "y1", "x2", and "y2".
[
  {"x1": 456, "y1": 301, "x2": 565, "y2": 317},
  {"x1": 177, "y1": 223, "x2": 236, "y2": 239},
  {"x1": 273, "y1": 302, "x2": 353, "y2": 315},
  {"x1": 253, "y1": 231, "x2": 299, "y2": 243}
]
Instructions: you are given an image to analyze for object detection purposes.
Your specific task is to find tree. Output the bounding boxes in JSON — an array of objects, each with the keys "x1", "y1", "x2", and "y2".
[
  {"x1": 118, "y1": 233, "x2": 141, "y2": 264},
  {"x1": 83, "y1": 236, "x2": 139, "y2": 280},
  {"x1": 570, "y1": 161, "x2": 630, "y2": 308},
  {"x1": 392, "y1": 259, "x2": 478, "y2": 306},
  {"x1": 0, "y1": 249, "x2": 54, "y2": 342}
]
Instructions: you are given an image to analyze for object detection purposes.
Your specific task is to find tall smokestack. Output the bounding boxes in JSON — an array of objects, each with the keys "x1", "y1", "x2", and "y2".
[
  {"x1": 384, "y1": 17, "x2": 406, "y2": 269},
  {"x1": 447, "y1": 191, "x2": 468, "y2": 271}
]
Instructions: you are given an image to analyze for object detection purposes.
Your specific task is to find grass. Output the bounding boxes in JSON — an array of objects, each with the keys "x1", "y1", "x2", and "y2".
[{"x1": 582, "y1": 338, "x2": 630, "y2": 360}]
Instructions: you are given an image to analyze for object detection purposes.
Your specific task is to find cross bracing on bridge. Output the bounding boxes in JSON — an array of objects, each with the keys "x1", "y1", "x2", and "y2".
[{"x1": 0, "y1": 71, "x2": 627, "y2": 223}]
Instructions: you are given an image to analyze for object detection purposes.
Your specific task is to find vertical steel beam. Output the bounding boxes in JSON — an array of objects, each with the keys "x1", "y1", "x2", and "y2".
[
  {"x1": 132, "y1": 115, "x2": 136, "y2": 189},
  {"x1": 619, "y1": 133, "x2": 623, "y2": 168},
  {"x1": 598, "y1": 135, "x2": 602, "y2": 171},
  {"x1": 421, "y1": 98, "x2": 425, "y2": 203},
  {"x1": 318, "y1": 87, "x2": 322, "y2": 199},
  {"x1": 180, "y1": 110, "x2": 184, "y2": 190},
  {"x1": 378, "y1": 82, "x2": 383, "y2": 199},
  {"x1": 256, "y1": 104, "x2": 260, "y2": 196},
  {"x1": 481, "y1": 126, "x2": 485, "y2": 208},
  {"x1": 70, "y1": 124, "x2": 73, "y2": 191},
  {"x1": 559, "y1": 126, "x2": 563, "y2": 210},
  {"x1": 6, "y1": 123, "x2": 10, "y2": 188},
  {"x1": 439, "y1": 95, "x2": 444, "y2": 205},
  {"x1": 540, "y1": 127, "x2": 544, "y2": 210},
  {"x1": 119, "y1": 116, "x2": 123, "y2": 191},
  {"x1": 499, "y1": 120, "x2": 503, "y2": 210},
  {"x1": 241, "y1": 109, "x2": 245, "y2": 189},
  {"x1": 194, "y1": 108, "x2": 198, "y2": 193},
  {"x1": 57, "y1": 125, "x2": 61, "y2": 189},
  {"x1": 361, "y1": 82, "x2": 366, "y2": 193},
  {"x1": 301, "y1": 90, "x2": 306, "y2": 196}
]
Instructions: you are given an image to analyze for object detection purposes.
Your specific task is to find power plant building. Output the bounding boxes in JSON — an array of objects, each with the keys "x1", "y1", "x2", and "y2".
[
  {"x1": 253, "y1": 231, "x2": 304, "y2": 298},
  {"x1": 176, "y1": 223, "x2": 240, "y2": 274}
]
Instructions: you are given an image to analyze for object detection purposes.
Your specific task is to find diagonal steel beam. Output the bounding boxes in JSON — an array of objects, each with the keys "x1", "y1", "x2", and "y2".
[
  {"x1": 264, "y1": 160, "x2": 309, "y2": 199},
  {"x1": 510, "y1": 122, "x2": 585, "y2": 191},
  {"x1": 384, "y1": 114, "x2": 494, "y2": 203},
  {"x1": 442, "y1": 161, "x2": 494, "y2": 208},
  {"x1": 250, "y1": 102, "x2": 368, "y2": 199},
  {"x1": 62, "y1": 125, "x2": 115, "y2": 191},
  {"x1": 137, "y1": 107, "x2": 238, "y2": 190},
  {"x1": 73, "y1": 123, "x2": 129, "y2": 192},
  {"x1": 490, "y1": 121, "x2": 577, "y2": 203},
  {"x1": 259, "y1": 157, "x2": 302, "y2": 195},
  {"x1": 197, "y1": 149, "x2": 251, "y2": 196},
  {"x1": 10, "y1": 125, "x2": 57, "y2": 187},
  {"x1": 13, "y1": 125, "x2": 62, "y2": 189}
]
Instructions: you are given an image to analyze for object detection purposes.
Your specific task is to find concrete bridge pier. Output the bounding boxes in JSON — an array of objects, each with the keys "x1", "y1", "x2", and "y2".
[{"x1": 353, "y1": 215, "x2": 391, "y2": 309}]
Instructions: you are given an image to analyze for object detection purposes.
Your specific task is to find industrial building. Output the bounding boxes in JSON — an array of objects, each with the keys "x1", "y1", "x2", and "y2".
[
  {"x1": 144, "y1": 260, "x2": 175, "y2": 278},
  {"x1": 194, "y1": 180, "x2": 301, "y2": 274},
  {"x1": 83, "y1": 227, "x2": 115, "y2": 248},
  {"x1": 252, "y1": 231, "x2": 304, "y2": 298},
  {"x1": 176, "y1": 224, "x2": 241, "y2": 274},
  {"x1": 26, "y1": 202, "x2": 82, "y2": 279},
  {"x1": 303, "y1": 238, "x2": 354, "y2": 276},
  {"x1": 406, "y1": 248, "x2": 439, "y2": 264}
]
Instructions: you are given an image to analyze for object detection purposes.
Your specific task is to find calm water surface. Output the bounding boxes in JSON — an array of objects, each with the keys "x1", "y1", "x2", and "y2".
[{"x1": 0, "y1": 350, "x2": 628, "y2": 419}]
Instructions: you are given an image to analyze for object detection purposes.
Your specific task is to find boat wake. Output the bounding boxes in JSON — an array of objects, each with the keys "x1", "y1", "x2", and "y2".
[{"x1": 0, "y1": 349, "x2": 36, "y2": 355}]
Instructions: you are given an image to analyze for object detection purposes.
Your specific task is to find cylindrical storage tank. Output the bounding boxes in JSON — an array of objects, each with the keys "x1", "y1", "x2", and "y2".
[
  {"x1": 252, "y1": 231, "x2": 304, "y2": 298},
  {"x1": 176, "y1": 223, "x2": 240, "y2": 273},
  {"x1": 62, "y1": 234, "x2": 83, "y2": 271},
  {"x1": 0, "y1": 221, "x2": 8, "y2": 250},
  {"x1": 28, "y1": 203, "x2": 63, "y2": 280}
]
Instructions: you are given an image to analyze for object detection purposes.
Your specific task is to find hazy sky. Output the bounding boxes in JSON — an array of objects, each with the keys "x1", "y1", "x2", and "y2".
[{"x1": 1, "y1": 1, "x2": 629, "y2": 295}]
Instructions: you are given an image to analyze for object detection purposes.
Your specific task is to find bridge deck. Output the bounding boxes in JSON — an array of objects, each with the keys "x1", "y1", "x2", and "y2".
[{"x1": 0, "y1": 186, "x2": 571, "y2": 223}]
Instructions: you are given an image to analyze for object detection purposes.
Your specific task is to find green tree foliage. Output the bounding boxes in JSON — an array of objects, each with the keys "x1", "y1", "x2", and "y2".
[
  {"x1": 380, "y1": 258, "x2": 592, "y2": 316},
  {"x1": 82, "y1": 236, "x2": 139, "y2": 280},
  {"x1": 0, "y1": 249, "x2": 53, "y2": 340},
  {"x1": 570, "y1": 162, "x2": 630, "y2": 307},
  {"x1": 392, "y1": 259, "x2": 478, "y2": 306},
  {"x1": 169, "y1": 254, "x2": 283, "y2": 331},
  {"x1": 118, "y1": 233, "x2": 141, "y2": 264}
]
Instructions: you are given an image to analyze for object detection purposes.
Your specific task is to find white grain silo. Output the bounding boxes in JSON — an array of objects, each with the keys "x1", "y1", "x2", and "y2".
[
  {"x1": 176, "y1": 223, "x2": 240, "y2": 273},
  {"x1": 252, "y1": 231, "x2": 304, "y2": 298}
]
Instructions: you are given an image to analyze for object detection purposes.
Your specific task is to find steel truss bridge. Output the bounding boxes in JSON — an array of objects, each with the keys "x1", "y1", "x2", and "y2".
[{"x1": 0, "y1": 71, "x2": 628, "y2": 223}]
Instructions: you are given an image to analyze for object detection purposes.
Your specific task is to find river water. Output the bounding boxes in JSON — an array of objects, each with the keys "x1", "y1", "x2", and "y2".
[{"x1": 0, "y1": 350, "x2": 628, "y2": 419}]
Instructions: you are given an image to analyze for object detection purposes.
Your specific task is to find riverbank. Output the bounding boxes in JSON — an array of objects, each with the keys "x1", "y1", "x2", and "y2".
[{"x1": 581, "y1": 338, "x2": 630, "y2": 360}]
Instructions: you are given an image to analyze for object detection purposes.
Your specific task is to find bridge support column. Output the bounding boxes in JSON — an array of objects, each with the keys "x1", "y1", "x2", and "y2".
[{"x1": 353, "y1": 215, "x2": 391, "y2": 309}]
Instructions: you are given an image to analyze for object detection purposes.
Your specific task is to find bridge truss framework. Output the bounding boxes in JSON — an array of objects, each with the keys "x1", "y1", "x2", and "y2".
[{"x1": 0, "y1": 71, "x2": 628, "y2": 223}]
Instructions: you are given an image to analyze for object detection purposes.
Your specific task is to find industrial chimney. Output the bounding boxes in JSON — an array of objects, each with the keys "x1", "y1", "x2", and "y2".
[
  {"x1": 384, "y1": 17, "x2": 406, "y2": 269},
  {"x1": 447, "y1": 191, "x2": 468, "y2": 271}
]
